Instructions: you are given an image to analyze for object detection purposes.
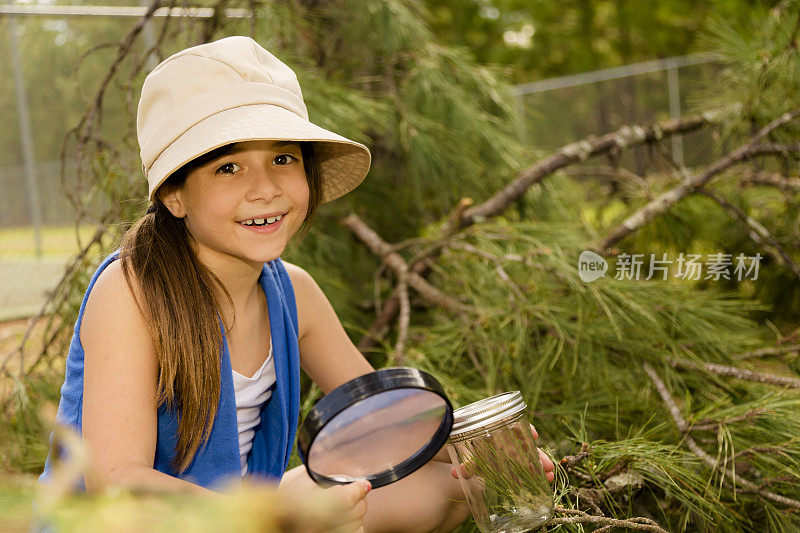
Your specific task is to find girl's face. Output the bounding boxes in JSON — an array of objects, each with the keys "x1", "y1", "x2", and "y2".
[{"x1": 161, "y1": 139, "x2": 310, "y2": 269}]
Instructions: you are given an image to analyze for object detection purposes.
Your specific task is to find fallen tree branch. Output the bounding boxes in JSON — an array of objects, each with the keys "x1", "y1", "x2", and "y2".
[
  {"x1": 559, "y1": 442, "x2": 591, "y2": 472},
  {"x1": 357, "y1": 113, "x2": 719, "y2": 348},
  {"x1": 690, "y1": 409, "x2": 764, "y2": 431},
  {"x1": 740, "y1": 169, "x2": 800, "y2": 194},
  {"x1": 732, "y1": 344, "x2": 800, "y2": 361},
  {"x1": 594, "y1": 110, "x2": 800, "y2": 252},
  {"x1": 548, "y1": 506, "x2": 668, "y2": 533},
  {"x1": 643, "y1": 363, "x2": 800, "y2": 509},
  {"x1": 734, "y1": 445, "x2": 795, "y2": 460},
  {"x1": 2, "y1": 225, "x2": 107, "y2": 377},
  {"x1": 461, "y1": 113, "x2": 723, "y2": 227},
  {"x1": 342, "y1": 214, "x2": 470, "y2": 314},
  {"x1": 60, "y1": 0, "x2": 167, "y2": 218},
  {"x1": 696, "y1": 187, "x2": 800, "y2": 280},
  {"x1": 564, "y1": 165, "x2": 653, "y2": 198},
  {"x1": 392, "y1": 267, "x2": 410, "y2": 364},
  {"x1": 667, "y1": 357, "x2": 800, "y2": 389}
]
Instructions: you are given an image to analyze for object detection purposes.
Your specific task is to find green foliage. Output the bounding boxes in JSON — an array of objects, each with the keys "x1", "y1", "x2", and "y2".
[
  {"x1": 422, "y1": 0, "x2": 779, "y2": 82},
  {"x1": 3, "y1": 1, "x2": 800, "y2": 531},
  {"x1": 699, "y1": 0, "x2": 800, "y2": 126},
  {"x1": 0, "y1": 374, "x2": 62, "y2": 473}
]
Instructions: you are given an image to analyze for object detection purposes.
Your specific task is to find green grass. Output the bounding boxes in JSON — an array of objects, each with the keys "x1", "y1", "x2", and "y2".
[{"x1": 0, "y1": 225, "x2": 97, "y2": 260}]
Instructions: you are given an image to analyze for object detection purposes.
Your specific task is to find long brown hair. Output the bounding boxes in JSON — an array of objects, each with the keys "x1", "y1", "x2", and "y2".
[{"x1": 119, "y1": 142, "x2": 321, "y2": 473}]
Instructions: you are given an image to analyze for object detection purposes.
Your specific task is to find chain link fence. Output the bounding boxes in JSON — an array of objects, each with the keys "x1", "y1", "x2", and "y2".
[
  {"x1": 514, "y1": 55, "x2": 722, "y2": 175},
  {"x1": 0, "y1": 12, "x2": 720, "y2": 321}
]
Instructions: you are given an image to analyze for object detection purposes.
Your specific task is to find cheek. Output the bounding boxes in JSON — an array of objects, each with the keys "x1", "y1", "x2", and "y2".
[
  {"x1": 185, "y1": 187, "x2": 237, "y2": 232},
  {"x1": 292, "y1": 179, "x2": 311, "y2": 216}
]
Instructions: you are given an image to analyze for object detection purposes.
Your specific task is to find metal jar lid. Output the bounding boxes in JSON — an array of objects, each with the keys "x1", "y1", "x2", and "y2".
[{"x1": 447, "y1": 391, "x2": 527, "y2": 442}]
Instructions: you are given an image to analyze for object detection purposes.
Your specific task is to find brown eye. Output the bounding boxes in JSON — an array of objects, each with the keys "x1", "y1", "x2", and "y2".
[
  {"x1": 274, "y1": 154, "x2": 298, "y2": 165},
  {"x1": 215, "y1": 162, "x2": 240, "y2": 174}
]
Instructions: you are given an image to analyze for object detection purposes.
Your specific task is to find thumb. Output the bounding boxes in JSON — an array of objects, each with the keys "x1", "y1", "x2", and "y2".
[{"x1": 335, "y1": 480, "x2": 371, "y2": 505}]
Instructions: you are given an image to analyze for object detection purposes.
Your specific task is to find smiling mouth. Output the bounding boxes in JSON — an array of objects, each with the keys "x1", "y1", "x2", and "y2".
[{"x1": 237, "y1": 214, "x2": 284, "y2": 227}]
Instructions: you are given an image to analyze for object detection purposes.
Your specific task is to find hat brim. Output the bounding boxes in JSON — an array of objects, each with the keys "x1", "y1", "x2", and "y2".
[{"x1": 146, "y1": 104, "x2": 371, "y2": 203}]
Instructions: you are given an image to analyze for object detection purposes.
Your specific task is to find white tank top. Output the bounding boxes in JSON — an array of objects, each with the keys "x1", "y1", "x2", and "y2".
[{"x1": 231, "y1": 339, "x2": 276, "y2": 477}]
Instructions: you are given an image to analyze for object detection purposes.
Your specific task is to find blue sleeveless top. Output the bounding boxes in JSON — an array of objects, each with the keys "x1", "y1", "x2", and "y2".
[{"x1": 37, "y1": 250, "x2": 301, "y2": 492}]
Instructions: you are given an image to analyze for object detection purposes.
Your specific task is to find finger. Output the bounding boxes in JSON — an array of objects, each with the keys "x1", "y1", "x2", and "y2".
[
  {"x1": 538, "y1": 448, "x2": 554, "y2": 472},
  {"x1": 529, "y1": 423, "x2": 539, "y2": 440},
  {"x1": 353, "y1": 498, "x2": 368, "y2": 520},
  {"x1": 451, "y1": 462, "x2": 472, "y2": 480},
  {"x1": 332, "y1": 521, "x2": 363, "y2": 533},
  {"x1": 330, "y1": 497, "x2": 368, "y2": 532},
  {"x1": 330, "y1": 480, "x2": 371, "y2": 506}
]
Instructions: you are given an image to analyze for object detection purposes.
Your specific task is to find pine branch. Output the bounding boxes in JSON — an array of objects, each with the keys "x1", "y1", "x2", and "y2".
[
  {"x1": 341, "y1": 214, "x2": 470, "y2": 314},
  {"x1": 667, "y1": 357, "x2": 800, "y2": 389},
  {"x1": 691, "y1": 409, "x2": 764, "y2": 431},
  {"x1": 392, "y1": 269, "x2": 410, "y2": 364},
  {"x1": 548, "y1": 506, "x2": 668, "y2": 533},
  {"x1": 564, "y1": 165, "x2": 652, "y2": 197},
  {"x1": 59, "y1": 0, "x2": 167, "y2": 217},
  {"x1": 734, "y1": 445, "x2": 796, "y2": 460},
  {"x1": 740, "y1": 169, "x2": 800, "y2": 193},
  {"x1": 732, "y1": 344, "x2": 800, "y2": 360},
  {"x1": 559, "y1": 442, "x2": 591, "y2": 472},
  {"x1": 696, "y1": 187, "x2": 800, "y2": 280},
  {"x1": 594, "y1": 110, "x2": 800, "y2": 252},
  {"x1": 464, "y1": 343, "x2": 489, "y2": 382},
  {"x1": 356, "y1": 113, "x2": 717, "y2": 349},
  {"x1": 461, "y1": 113, "x2": 721, "y2": 227},
  {"x1": 643, "y1": 363, "x2": 800, "y2": 510},
  {"x1": 1, "y1": 225, "x2": 107, "y2": 377}
]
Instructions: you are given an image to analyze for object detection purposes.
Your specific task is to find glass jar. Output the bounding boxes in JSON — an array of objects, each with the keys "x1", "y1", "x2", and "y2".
[{"x1": 446, "y1": 391, "x2": 553, "y2": 533}]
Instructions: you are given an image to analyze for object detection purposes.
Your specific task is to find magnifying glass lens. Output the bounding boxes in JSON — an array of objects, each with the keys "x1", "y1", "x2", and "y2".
[
  {"x1": 308, "y1": 388, "x2": 447, "y2": 481},
  {"x1": 299, "y1": 367, "x2": 453, "y2": 488}
]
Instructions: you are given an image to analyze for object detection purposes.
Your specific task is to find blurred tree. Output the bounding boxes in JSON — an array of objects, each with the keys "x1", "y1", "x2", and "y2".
[
  {"x1": 2, "y1": 2, "x2": 800, "y2": 532},
  {"x1": 422, "y1": 0, "x2": 780, "y2": 81}
]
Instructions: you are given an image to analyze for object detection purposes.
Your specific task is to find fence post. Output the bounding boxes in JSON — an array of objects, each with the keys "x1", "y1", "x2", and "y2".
[
  {"x1": 667, "y1": 60, "x2": 684, "y2": 167},
  {"x1": 8, "y1": 16, "x2": 43, "y2": 258},
  {"x1": 139, "y1": 0, "x2": 158, "y2": 70}
]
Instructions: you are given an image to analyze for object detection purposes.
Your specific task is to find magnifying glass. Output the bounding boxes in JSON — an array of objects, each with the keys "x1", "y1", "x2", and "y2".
[{"x1": 298, "y1": 367, "x2": 453, "y2": 489}]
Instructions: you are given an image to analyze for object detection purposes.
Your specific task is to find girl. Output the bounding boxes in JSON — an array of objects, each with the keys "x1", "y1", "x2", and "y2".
[{"x1": 38, "y1": 36, "x2": 554, "y2": 532}]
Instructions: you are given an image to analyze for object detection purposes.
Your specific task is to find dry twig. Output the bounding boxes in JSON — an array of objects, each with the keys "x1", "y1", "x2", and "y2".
[
  {"x1": 462, "y1": 114, "x2": 720, "y2": 228},
  {"x1": 595, "y1": 110, "x2": 800, "y2": 252},
  {"x1": 358, "y1": 113, "x2": 716, "y2": 348},
  {"x1": 696, "y1": 187, "x2": 800, "y2": 280},
  {"x1": 643, "y1": 363, "x2": 800, "y2": 509},
  {"x1": 732, "y1": 344, "x2": 800, "y2": 360},
  {"x1": 547, "y1": 506, "x2": 668, "y2": 532},
  {"x1": 690, "y1": 409, "x2": 764, "y2": 431},
  {"x1": 667, "y1": 357, "x2": 800, "y2": 389},
  {"x1": 740, "y1": 169, "x2": 800, "y2": 194},
  {"x1": 342, "y1": 214, "x2": 470, "y2": 314},
  {"x1": 559, "y1": 442, "x2": 591, "y2": 472},
  {"x1": 1, "y1": 226, "x2": 107, "y2": 377},
  {"x1": 392, "y1": 267, "x2": 410, "y2": 364}
]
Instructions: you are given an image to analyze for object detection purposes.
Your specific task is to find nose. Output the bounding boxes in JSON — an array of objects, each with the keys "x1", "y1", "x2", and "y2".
[{"x1": 244, "y1": 165, "x2": 282, "y2": 202}]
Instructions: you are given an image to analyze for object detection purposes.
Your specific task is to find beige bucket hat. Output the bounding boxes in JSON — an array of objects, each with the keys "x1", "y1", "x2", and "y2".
[{"x1": 137, "y1": 36, "x2": 371, "y2": 203}]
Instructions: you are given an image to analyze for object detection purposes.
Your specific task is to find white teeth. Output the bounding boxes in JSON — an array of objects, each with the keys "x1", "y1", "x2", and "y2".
[{"x1": 240, "y1": 215, "x2": 283, "y2": 226}]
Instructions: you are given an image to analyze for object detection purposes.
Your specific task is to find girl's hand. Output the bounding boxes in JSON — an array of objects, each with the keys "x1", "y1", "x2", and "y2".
[
  {"x1": 449, "y1": 424, "x2": 555, "y2": 483},
  {"x1": 278, "y1": 468, "x2": 371, "y2": 532},
  {"x1": 326, "y1": 481, "x2": 371, "y2": 533}
]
